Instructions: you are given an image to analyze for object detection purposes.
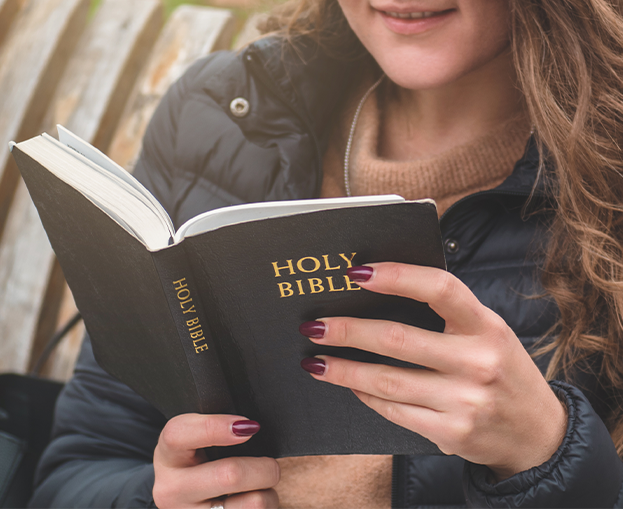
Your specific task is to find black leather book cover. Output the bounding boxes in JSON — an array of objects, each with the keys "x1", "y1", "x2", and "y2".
[
  {"x1": 13, "y1": 145, "x2": 445, "y2": 457},
  {"x1": 12, "y1": 147, "x2": 231, "y2": 418},
  {"x1": 180, "y1": 202, "x2": 445, "y2": 457}
]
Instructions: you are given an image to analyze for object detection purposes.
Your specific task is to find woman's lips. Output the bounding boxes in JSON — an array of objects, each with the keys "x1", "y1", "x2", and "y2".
[{"x1": 377, "y1": 8, "x2": 456, "y2": 35}]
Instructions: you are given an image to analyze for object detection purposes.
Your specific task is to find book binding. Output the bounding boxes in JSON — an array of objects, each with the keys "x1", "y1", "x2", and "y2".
[{"x1": 152, "y1": 247, "x2": 235, "y2": 415}]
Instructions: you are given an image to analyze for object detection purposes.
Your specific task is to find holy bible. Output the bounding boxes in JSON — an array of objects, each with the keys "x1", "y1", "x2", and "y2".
[{"x1": 10, "y1": 127, "x2": 446, "y2": 458}]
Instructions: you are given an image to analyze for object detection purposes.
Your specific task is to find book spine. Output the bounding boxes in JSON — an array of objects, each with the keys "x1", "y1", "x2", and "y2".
[{"x1": 152, "y1": 246, "x2": 235, "y2": 415}]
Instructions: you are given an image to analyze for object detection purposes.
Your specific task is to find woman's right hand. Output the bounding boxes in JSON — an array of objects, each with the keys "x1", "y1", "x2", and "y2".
[{"x1": 153, "y1": 414, "x2": 280, "y2": 508}]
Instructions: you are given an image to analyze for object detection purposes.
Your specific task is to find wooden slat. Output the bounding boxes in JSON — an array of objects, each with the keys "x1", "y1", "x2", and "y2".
[
  {"x1": 40, "y1": 0, "x2": 163, "y2": 149},
  {"x1": 0, "y1": 191, "x2": 56, "y2": 374},
  {"x1": 210, "y1": 0, "x2": 262, "y2": 8},
  {"x1": 0, "y1": 0, "x2": 23, "y2": 51},
  {"x1": 0, "y1": 0, "x2": 89, "y2": 242},
  {"x1": 233, "y1": 12, "x2": 266, "y2": 51},
  {"x1": 48, "y1": 5, "x2": 236, "y2": 380},
  {"x1": 107, "y1": 5, "x2": 236, "y2": 172},
  {"x1": 0, "y1": 0, "x2": 163, "y2": 376}
]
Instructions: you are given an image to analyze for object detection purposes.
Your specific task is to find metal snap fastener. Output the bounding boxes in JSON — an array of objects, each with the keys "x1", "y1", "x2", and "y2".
[
  {"x1": 230, "y1": 97, "x2": 250, "y2": 118},
  {"x1": 444, "y1": 238, "x2": 459, "y2": 254}
]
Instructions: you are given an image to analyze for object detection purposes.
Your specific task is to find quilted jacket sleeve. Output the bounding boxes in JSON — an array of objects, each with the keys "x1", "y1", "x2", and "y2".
[
  {"x1": 29, "y1": 336, "x2": 166, "y2": 508},
  {"x1": 464, "y1": 381, "x2": 623, "y2": 508}
]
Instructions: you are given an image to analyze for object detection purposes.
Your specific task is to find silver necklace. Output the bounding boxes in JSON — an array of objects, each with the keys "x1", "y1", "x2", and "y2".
[{"x1": 344, "y1": 74, "x2": 385, "y2": 197}]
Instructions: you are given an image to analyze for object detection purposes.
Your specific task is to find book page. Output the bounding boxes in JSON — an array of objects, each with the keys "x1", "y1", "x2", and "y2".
[
  {"x1": 18, "y1": 135, "x2": 173, "y2": 250},
  {"x1": 56, "y1": 126, "x2": 174, "y2": 234},
  {"x1": 174, "y1": 195, "x2": 414, "y2": 243}
]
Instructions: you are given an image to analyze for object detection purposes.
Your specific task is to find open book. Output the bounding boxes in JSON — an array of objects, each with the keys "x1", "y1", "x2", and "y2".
[{"x1": 10, "y1": 127, "x2": 446, "y2": 458}]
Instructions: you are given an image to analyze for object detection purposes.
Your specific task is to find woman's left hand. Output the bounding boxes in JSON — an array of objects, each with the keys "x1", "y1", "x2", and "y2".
[{"x1": 299, "y1": 262, "x2": 567, "y2": 481}]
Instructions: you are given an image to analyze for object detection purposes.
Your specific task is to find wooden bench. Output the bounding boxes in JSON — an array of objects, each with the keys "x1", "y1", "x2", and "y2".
[{"x1": 0, "y1": 0, "x2": 263, "y2": 380}]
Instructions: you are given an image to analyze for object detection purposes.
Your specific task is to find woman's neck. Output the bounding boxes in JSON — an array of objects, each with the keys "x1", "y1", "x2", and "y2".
[{"x1": 378, "y1": 48, "x2": 527, "y2": 161}]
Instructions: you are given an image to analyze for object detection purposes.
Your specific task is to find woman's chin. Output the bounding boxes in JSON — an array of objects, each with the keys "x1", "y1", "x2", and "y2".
[
  {"x1": 375, "y1": 60, "x2": 466, "y2": 91},
  {"x1": 370, "y1": 42, "x2": 513, "y2": 92}
]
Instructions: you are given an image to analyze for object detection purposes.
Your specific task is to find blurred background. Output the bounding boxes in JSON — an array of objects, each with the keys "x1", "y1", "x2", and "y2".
[
  {"x1": 90, "y1": 0, "x2": 266, "y2": 31},
  {"x1": 0, "y1": 0, "x2": 278, "y2": 382}
]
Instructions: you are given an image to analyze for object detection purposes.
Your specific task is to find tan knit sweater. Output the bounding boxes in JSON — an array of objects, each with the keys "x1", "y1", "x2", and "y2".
[
  {"x1": 320, "y1": 79, "x2": 531, "y2": 214},
  {"x1": 275, "y1": 83, "x2": 531, "y2": 509}
]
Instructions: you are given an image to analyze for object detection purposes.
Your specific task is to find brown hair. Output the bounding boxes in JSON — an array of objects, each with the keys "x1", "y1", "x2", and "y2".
[
  {"x1": 263, "y1": 0, "x2": 623, "y2": 454},
  {"x1": 259, "y1": 0, "x2": 363, "y2": 59},
  {"x1": 511, "y1": 0, "x2": 623, "y2": 454}
]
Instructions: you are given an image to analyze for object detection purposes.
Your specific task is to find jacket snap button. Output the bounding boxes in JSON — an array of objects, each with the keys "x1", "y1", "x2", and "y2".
[
  {"x1": 444, "y1": 238, "x2": 459, "y2": 254},
  {"x1": 230, "y1": 97, "x2": 250, "y2": 118}
]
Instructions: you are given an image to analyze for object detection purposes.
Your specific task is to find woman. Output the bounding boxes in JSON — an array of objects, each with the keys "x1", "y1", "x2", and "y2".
[{"x1": 30, "y1": 0, "x2": 623, "y2": 507}]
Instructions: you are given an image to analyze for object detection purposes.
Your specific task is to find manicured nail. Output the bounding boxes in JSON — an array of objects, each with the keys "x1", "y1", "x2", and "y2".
[
  {"x1": 232, "y1": 420, "x2": 260, "y2": 436},
  {"x1": 347, "y1": 266, "x2": 374, "y2": 283},
  {"x1": 301, "y1": 357, "x2": 326, "y2": 375},
  {"x1": 299, "y1": 321, "x2": 325, "y2": 339}
]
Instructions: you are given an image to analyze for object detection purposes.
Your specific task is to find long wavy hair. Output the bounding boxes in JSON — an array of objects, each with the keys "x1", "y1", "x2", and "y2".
[{"x1": 262, "y1": 0, "x2": 623, "y2": 455}]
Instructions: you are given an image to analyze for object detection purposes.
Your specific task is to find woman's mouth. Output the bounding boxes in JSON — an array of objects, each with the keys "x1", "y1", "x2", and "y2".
[
  {"x1": 382, "y1": 10, "x2": 442, "y2": 19},
  {"x1": 377, "y1": 8, "x2": 456, "y2": 35}
]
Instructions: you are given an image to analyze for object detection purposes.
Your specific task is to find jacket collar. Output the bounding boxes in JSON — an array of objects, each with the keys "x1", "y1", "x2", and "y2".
[
  {"x1": 247, "y1": 36, "x2": 367, "y2": 152},
  {"x1": 496, "y1": 135, "x2": 548, "y2": 196},
  {"x1": 496, "y1": 134, "x2": 558, "y2": 208}
]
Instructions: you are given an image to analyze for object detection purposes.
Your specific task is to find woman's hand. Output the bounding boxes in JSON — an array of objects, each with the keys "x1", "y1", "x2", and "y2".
[
  {"x1": 153, "y1": 414, "x2": 280, "y2": 508},
  {"x1": 299, "y1": 262, "x2": 567, "y2": 481}
]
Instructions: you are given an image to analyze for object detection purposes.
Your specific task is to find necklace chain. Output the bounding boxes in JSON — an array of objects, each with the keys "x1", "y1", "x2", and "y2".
[{"x1": 344, "y1": 74, "x2": 385, "y2": 197}]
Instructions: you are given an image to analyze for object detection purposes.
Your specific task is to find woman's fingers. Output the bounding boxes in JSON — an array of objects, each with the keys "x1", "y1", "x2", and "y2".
[
  {"x1": 351, "y1": 390, "x2": 444, "y2": 443},
  {"x1": 171, "y1": 456, "x2": 280, "y2": 503},
  {"x1": 222, "y1": 489, "x2": 279, "y2": 509},
  {"x1": 155, "y1": 414, "x2": 259, "y2": 468},
  {"x1": 305, "y1": 355, "x2": 446, "y2": 410},
  {"x1": 304, "y1": 316, "x2": 456, "y2": 371},
  {"x1": 352, "y1": 262, "x2": 490, "y2": 334},
  {"x1": 153, "y1": 414, "x2": 280, "y2": 508}
]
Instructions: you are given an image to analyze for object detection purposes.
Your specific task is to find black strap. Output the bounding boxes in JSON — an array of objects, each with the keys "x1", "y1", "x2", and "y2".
[{"x1": 29, "y1": 312, "x2": 82, "y2": 376}]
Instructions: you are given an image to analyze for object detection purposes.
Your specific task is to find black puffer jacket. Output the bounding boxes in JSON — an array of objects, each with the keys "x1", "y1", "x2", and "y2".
[{"x1": 30, "y1": 36, "x2": 623, "y2": 508}]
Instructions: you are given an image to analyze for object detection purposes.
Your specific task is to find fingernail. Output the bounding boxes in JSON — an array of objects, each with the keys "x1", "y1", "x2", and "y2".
[
  {"x1": 232, "y1": 420, "x2": 260, "y2": 436},
  {"x1": 347, "y1": 266, "x2": 373, "y2": 283},
  {"x1": 299, "y1": 321, "x2": 325, "y2": 339},
  {"x1": 301, "y1": 357, "x2": 326, "y2": 375}
]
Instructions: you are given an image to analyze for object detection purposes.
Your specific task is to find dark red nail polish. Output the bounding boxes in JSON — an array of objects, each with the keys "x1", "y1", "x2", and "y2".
[
  {"x1": 347, "y1": 266, "x2": 373, "y2": 283},
  {"x1": 232, "y1": 420, "x2": 260, "y2": 436},
  {"x1": 301, "y1": 357, "x2": 326, "y2": 375},
  {"x1": 299, "y1": 321, "x2": 326, "y2": 339}
]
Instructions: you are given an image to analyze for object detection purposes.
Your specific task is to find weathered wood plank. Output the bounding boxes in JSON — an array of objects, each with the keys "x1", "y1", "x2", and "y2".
[
  {"x1": 0, "y1": 0, "x2": 23, "y2": 51},
  {"x1": 233, "y1": 12, "x2": 266, "y2": 51},
  {"x1": 0, "y1": 183, "x2": 57, "y2": 374},
  {"x1": 107, "y1": 5, "x2": 235, "y2": 172},
  {"x1": 40, "y1": 0, "x2": 163, "y2": 149},
  {"x1": 0, "y1": 0, "x2": 89, "y2": 242},
  {"x1": 210, "y1": 0, "x2": 263, "y2": 8},
  {"x1": 0, "y1": 0, "x2": 163, "y2": 375}
]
